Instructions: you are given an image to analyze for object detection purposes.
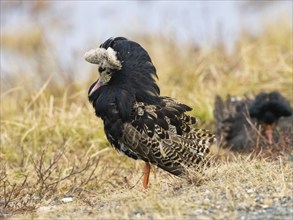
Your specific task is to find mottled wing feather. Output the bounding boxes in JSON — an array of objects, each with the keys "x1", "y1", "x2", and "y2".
[
  {"x1": 213, "y1": 95, "x2": 255, "y2": 150},
  {"x1": 120, "y1": 98, "x2": 215, "y2": 176}
]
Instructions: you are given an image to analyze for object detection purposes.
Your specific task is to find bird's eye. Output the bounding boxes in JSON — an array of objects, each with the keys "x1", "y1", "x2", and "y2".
[{"x1": 99, "y1": 67, "x2": 106, "y2": 72}]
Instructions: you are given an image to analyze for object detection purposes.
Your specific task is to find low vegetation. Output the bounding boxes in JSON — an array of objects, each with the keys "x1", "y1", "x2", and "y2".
[{"x1": 1, "y1": 21, "x2": 292, "y2": 219}]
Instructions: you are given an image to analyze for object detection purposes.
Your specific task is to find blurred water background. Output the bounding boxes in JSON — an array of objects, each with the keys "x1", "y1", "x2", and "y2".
[{"x1": 1, "y1": 1, "x2": 292, "y2": 89}]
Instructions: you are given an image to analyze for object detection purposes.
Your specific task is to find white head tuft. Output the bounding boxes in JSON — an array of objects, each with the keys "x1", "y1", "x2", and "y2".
[{"x1": 84, "y1": 47, "x2": 122, "y2": 70}]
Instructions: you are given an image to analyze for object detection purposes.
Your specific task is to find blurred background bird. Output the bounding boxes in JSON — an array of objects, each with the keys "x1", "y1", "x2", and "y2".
[
  {"x1": 85, "y1": 37, "x2": 216, "y2": 189},
  {"x1": 214, "y1": 91, "x2": 292, "y2": 152}
]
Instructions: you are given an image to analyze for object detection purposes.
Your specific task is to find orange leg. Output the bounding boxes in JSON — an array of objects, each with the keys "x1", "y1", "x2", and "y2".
[
  {"x1": 264, "y1": 124, "x2": 273, "y2": 145},
  {"x1": 143, "y1": 162, "x2": 151, "y2": 189}
]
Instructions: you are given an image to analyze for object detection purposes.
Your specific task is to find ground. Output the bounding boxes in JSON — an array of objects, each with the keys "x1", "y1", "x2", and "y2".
[{"x1": 2, "y1": 144, "x2": 293, "y2": 219}]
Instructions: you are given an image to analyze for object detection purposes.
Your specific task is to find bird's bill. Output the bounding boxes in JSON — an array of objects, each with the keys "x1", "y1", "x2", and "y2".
[
  {"x1": 264, "y1": 124, "x2": 273, "y2": 145},
  {"x1": 89, "y1": 79, "x2": 103, "y2": 96}
]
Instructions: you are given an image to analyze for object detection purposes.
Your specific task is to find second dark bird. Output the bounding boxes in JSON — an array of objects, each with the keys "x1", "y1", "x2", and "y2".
[{"x1": 214, "y1": 91, "x2": 292, "y2": 151}]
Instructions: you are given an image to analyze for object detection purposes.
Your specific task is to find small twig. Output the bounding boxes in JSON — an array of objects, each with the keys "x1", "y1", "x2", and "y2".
[
  {"x1": 80, "y1": 159, "x2": 100, "y2": 186},
  {"x1": 46, "y1": 158, "x2": 93, "y2": 188},
  {"x1": 4, "y1": 182, "x2": 16, "y2": 208},
  {"x1": 129, "y1": 172, "x2": 145, "y2": 190},
  {"x1": 245, "y1": 115, "x2": 264, "y2": 139}
]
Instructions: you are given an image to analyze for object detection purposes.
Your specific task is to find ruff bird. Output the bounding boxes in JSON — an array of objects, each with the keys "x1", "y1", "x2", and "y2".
[
  {"x1": 85, "y1": 37, "x2": 215, "y2": 188},
  {"x1": 214, "y1": 91, "x2": 292, "y2": 151}
]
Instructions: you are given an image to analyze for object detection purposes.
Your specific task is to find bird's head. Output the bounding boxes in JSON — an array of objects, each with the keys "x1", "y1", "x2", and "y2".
[
  {"x1": 85, "y1": 37, "x2": 160, "y2": 103},
  {"x1": 249, "y1": 91, "x2": 292, "y2": 144}
]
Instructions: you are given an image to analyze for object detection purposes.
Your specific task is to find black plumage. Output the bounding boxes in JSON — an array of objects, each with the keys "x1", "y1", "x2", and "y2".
[
  {"x1": 249, "y1": 92, "x2": 292, "y2": 124},
  {"x1": 214, "y1": 92, "x2": 292, "y2": 151},
  {"x1": 85, "y1": 37, "x2": 215, "y2": 187}
]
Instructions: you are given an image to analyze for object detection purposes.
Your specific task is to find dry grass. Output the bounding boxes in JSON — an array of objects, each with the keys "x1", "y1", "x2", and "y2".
[
  {"x1": 7, "y1": 157, "x2": 293, "y2": 220},
  {"x1": 1, "y1": 21, "x2": 292, "y2": 219}
]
